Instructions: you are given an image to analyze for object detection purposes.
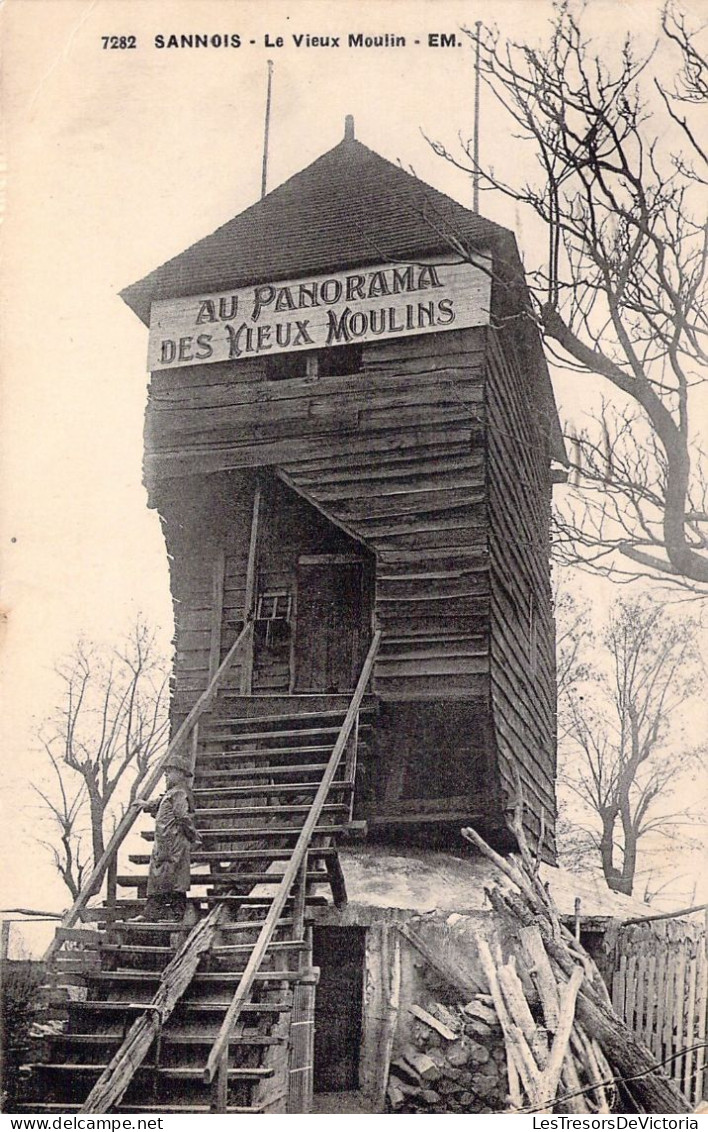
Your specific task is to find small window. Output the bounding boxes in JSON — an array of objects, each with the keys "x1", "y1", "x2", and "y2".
[
  {"x1": 318, "y1": 344, "x2": 363, "y2": 377},
  {"x1": 255, "y1": 591, "x2": 292, "y2": 653},
  {"x1": 265, "y1": 344, "x2": 362, "y2": 382},
  {"x1": 265, "y1": 352, "x2": 316, "y2": 382},
  {"x1": 256, "y1": 591, "x2": 292, "y2": 622}
]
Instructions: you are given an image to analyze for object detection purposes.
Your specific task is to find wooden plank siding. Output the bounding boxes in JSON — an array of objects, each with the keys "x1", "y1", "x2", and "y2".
[
  {"x1": 146, "y1": 323, "x2": 556, "y2": 845},
  {"x1": 159, "y1": 472, "x2": 254, "y2": 717},
  {"x1": 275, "y1": 331, "x2": 491, "y2": 705},
  {"x1": 485, "y1": 329, "x2": 557, "y2": 855},
  {"x1": 146, "y1": 329, "x2": 493, "y2": 707}
]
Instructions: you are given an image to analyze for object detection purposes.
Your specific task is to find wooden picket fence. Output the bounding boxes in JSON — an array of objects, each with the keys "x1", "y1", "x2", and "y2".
[{"x1": 612, "y1": 913, "x2": 708, "y2": 1107}]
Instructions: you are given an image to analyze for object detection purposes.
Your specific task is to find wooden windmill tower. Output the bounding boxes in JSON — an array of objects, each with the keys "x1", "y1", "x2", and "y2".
[{"x1": 20, "y1": 120, "x2": 568, "y2": 1114}]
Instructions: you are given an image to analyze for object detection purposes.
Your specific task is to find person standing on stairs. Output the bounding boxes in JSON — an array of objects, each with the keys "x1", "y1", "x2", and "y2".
[{"x1": 136, "y1": 758, "x2": 202, "y2": 922}]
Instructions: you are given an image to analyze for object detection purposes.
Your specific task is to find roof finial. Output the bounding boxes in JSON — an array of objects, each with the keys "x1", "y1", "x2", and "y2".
[{"x1": 344, "y1": 115, "x2": 355, "y2": 142}]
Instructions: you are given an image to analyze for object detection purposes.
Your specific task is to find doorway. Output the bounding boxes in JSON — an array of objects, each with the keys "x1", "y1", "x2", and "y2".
[
  {"x1": 293, "y1": 556, "x2": 370, "y2": 693},
  {"x1": 313, "y1": 926, "x2": 366, "y2": 1093}
]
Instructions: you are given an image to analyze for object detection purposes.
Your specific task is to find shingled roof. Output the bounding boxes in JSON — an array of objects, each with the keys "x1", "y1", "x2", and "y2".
[
  {"x1": 122, "y1": 129, "x2": 519, "y2": 325},
  {"x1": 121, "y1": 123, "x2": 567, "y2": 463}
]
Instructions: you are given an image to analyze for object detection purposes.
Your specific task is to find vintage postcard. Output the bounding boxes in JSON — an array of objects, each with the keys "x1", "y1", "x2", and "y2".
[{"x1": 1, "y1": 0, "x2": 706, "y2": 1117}]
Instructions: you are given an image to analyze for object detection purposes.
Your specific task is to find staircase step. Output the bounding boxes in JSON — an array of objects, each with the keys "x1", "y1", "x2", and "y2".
[
  {"x1": 79, "y1": 969, "x2": 306, "y2": 984},
  {"x1": 214, "y1": 939, "x2": 307, "y2": 955},
  {"x1": 99, "y1": 938, "x2": 306, "y2": 958},
  {"x1": 80, "y1": 892, "x2": 321, "y2": 921},
  {"x1": 129, "y1": 847, "x2": 336, "y2": 865},
  {"x1": 181, "y1": 997, "x2": 293, "y2": 1014},
  {"x1": 78, "y1": 890, "x2": 320, "y2": 920},
  {"x1": 55, "y1": 929, "x2": 101, "y2": 946},
  {"x1": 200, "y1": 725, "x2": 345, "y2": 742},
  {"x1": 200, "y1": 870, "x2": 326, "y2": 886},
  {"x1": 197, "y1": 744, "x2": 336, "y2": 761},
  {"x1": 193, "y1": 761, "x2": 331, "y2": 780},
  {"x1": 206, "y1": 707, "x2": 373, "y2": 728},
  {"x1": 141, "y1": 824, "x2": 347, "y2": 841},
  {"x1": 68, "y1": 997, "x2": 292, "y2": 1015},
  {"x1": 193, "y1": 781, "x2": 353, "y2": 798},
  {"x1": 30, "y1": 1062, "x2": 274, "y2": 1081},
  {"x1": 78, "y1": 905, "x2": 142, "y2": 922},
  {"x1": 116, "y1": 871, "x2": 325, "y2": 889},
  {"x1": 194, "y1": 803, "x2": 348, "y2": 818},
  {"x1": 53, "y1": 1030, "x2": 284, "y2": 1047},
  {"x1": 110, "y1": 917, "x2": 296, "y2": 933},
  {"x1": 200, "y1": 893, "x2": 328, "y2": 906}
]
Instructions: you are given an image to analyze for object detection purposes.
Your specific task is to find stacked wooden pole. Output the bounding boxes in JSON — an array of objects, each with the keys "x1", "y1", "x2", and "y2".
[{"x1": 460, "y1": 810, "x2": 690, "y2": 1115}]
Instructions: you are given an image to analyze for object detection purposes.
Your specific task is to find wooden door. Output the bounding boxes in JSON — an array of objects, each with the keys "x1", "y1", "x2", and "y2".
[
  {"x1": 293, "y1": 557, "x2": 367, "y2": 693},
  {"x1": 313, "y1": 927, "x2": 365, "y2": 1093}
]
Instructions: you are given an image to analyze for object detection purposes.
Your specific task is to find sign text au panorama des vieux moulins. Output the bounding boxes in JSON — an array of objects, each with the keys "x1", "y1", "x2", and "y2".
[{"x1": 148, "y1": 256, "x2": 492, "y2": 370}]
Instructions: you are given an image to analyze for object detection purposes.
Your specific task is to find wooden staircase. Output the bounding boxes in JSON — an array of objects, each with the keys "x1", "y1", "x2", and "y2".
[{"x1": 18, "y1": 634, "x2": 380, "y2": 1115}]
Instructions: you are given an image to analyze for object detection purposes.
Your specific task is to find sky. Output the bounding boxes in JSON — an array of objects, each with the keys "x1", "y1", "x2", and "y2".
[{"x1": 0, "y1": 0, "x2": 705, "y2": 955}]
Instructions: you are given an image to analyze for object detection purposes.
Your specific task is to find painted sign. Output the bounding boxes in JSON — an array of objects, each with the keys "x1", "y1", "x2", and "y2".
[{"x1": 148, "y1": 255, "x2": 491, "y2": 370}]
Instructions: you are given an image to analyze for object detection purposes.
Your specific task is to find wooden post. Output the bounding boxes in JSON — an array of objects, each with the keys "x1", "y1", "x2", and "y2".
[
  {"x1": 662, "y1": 930, "x2": 676, "y2": 1068},
  {"x1": 0, "y1": 921, "x2": 10, "y2": 1113},
  {"x1": 696, "y1": 915, "x2": 708, "y2": 1104},
  {"x1": 241, "y1": 484, "x2": 262, "y2": 694},
  {"x1": 684, "y1": 944, "x2": 698, "y2": 1104},
  {"x1": 211, "y1": 1048, "x2": 229, "y2": 1113},
  {"x1": 106, "y1": 853, "x2": 117, "y2": 915},
  {"x1": 189, "y1": 720, "x2": 200, "y2": 777},
  {"x1": 344, "y1": 712, "x2": 359, "y2": 819},
  {"x1": 673, "y1": 941, "x2": 688, "y2": 1092},
  {"x1": 634, "y1": 944, "x2": 646, "y2": 1048},
  {"x1": 208, "y1": 549, "x2": 226, "y2": 682},
  {"x1": 292, "y1": 856, "x2": 307, "y2": 942},
  {"x1": 361, "y1": 923, "x2": 401, "y2": 1111},
  {"x1": 644, "y1": 954, "x2": 657, "y2": 1056},
  {"x1": 626, "y1": 953, "x2": 638, "y2": 1034},
  {"x1": 288, "y1": 927, "x2": 316, "y2": 1113}
]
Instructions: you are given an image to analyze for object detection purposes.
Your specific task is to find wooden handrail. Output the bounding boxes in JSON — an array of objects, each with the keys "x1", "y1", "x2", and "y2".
[
  {"x1": 43, "y1": 621, "x2": 253, "y2": 962},
  {"x1": 203, "y1": 629, "x2": 381, "y2": 1086}
]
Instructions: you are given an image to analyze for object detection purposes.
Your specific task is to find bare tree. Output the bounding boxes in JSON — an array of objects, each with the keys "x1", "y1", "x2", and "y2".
[
  {"x1": 554, "y1": 581, "x2": 593, "y2": 707},
  {"x1": 429, "y1": 3, "x2": 708, "y2": 591},
  {"x1": 557, "y1": 595, "x2": 703, "y2": 895},
  {"x1": 657, "y1": 1, "x2": 708, "y2": 180},
  {"x1": 34, "y1": 619, "x2": 170, "y2": 899}
]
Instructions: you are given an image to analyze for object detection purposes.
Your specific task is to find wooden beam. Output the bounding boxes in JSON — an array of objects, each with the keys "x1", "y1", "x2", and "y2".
[
  {"x1": 361, "y1": 924, "x2": 401, "y2": 1110},
  {"x1": 208, "y1": 549, "x2": 226, "y2": 682},
  {"x1": 325, "y1": 854, "x2": 348, "y2": 909},
  {"x1": 240, "y1": 484, "x2": 262, "y2": 695},
  {"x1": 287, "y1": 931, "x2": 316, "y2": 1114}
]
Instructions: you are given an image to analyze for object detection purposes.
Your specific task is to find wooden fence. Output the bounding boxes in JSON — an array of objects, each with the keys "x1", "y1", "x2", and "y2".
[{"x1": 612, "y1": 914, "x2": 708, "y2": 1108}]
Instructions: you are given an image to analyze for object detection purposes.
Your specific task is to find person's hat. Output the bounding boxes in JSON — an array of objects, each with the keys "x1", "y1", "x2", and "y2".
[{"x1": 164, "y1": 757, "x2": 193, "y2": 778}]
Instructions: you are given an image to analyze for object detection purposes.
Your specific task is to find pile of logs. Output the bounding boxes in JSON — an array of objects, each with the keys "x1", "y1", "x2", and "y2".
[
  {"x1": 382, "y1": 794, "x2": 692, "y2": 1115},
  {"x1": 454, "y1": 812, "x2": 690, "y2": 1115},
  {"x1": 387, "y1": 996, "x2": 509, "y2": 1113}
]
